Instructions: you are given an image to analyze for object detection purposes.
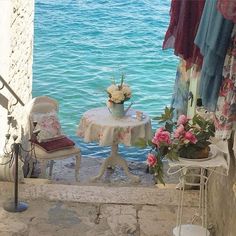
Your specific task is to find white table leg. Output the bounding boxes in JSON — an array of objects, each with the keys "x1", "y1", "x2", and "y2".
[{"x1": 91, "y1": 143, "x2": 140, "y2": 183}]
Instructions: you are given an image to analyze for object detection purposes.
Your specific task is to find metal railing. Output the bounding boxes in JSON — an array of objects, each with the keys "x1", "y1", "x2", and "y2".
[{"x1": 0, "y1": 75, "x2": 25, "y2": 106}]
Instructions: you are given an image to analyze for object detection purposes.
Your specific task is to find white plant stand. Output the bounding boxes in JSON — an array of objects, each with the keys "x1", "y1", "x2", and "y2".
[
  {"x1": 172, "y1": 168, "x2": 210, "y2": 236},
  {"x1": 168, "y1": 145, "x2": 229, "y2": 236},
  {"x1": 173, "y1": 224, "x2": 210, "y2": 236}
]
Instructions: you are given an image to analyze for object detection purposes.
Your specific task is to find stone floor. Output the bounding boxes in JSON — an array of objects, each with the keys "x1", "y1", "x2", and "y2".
[
  {"x1": 0, "y1": 157, "x2": 200, "y2": 236},
  {"x1": 45, "y1": 156, "x2": 180, "y2": 186}
]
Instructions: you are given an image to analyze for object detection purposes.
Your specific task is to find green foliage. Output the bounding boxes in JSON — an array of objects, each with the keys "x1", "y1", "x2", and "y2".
[
  {"x1": 153, "y1": 107, "x2": 175, "y2": 122},
  {"x1": 135, "y1": 138, "x2": 148, "y2": 148}
]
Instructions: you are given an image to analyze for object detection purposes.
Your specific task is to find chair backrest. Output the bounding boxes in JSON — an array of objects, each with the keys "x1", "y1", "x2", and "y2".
[
  {"x1": 29, "y1": 96, "x2": 58, "y2": 114},
  {"x1": 20, "y1": 96, "x2": 61, "y2": 160},
  {"x1": 24, "y1": 96, "x2": 61, "y2": 140}
]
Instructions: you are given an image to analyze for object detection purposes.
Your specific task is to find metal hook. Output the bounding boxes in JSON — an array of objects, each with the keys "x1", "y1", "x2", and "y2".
[
  {"x1": 188, "y1": 91, "x2": 194, "y2": 107},
  {"x1": 12, "y1": 98, "x2": 19, "y2": 106}
]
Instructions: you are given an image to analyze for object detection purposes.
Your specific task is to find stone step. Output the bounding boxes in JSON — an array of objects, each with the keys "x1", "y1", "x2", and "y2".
[
  {"x1": 0, "y1": 179, "x2": 201, "y2": 236},
  {"x1": 0, "y1": 179, "x2": 199, "y2": 207}
]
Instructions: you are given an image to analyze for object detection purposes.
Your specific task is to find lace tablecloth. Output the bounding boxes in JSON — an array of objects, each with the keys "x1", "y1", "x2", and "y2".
[{"x1": 77, "y1": 107, "x2": 152, "y2": 146}]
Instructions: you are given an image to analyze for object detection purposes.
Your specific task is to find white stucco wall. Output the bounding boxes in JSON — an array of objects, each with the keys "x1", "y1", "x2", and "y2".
[
  {"x1": 0, "y1": 1, "x2": 12, "y2": 153},
  {"x1": 0, "y1": 0, "x2": 34, "y2": 154}
]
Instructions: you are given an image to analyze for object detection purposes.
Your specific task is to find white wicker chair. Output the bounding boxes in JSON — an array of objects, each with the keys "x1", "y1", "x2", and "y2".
[{"x1": 25, "y1": 96, "x2": 81, "y2": 181}]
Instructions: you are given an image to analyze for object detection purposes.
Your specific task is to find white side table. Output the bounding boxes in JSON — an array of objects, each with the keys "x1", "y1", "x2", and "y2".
[
  {"x1": 77, "y1": 107, "x2": 152, "y2": 183},
  {"x1": 167, "y1": 145, "x2": 229, "y2": 236}
]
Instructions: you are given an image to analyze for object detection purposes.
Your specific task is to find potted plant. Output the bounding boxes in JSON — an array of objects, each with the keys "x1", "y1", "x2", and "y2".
[{"x1": 136, "y1": 107, "x2": 215, "y2": 184}]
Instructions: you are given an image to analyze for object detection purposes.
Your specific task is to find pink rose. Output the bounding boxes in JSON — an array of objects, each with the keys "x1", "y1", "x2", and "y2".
[
  {"x1": 152, "y1": 127, "x2": 163, "y2": 145},
  {"x1": 184, "y1": 131, "x2": 197, "y2": 144},
  {"x1": 174, "y1": 124, "x2": 185, "y2": 138},
  {"x1": 152, "y1": 128, "x2": 171, "y2": 147},
  {"x1": 177, "y1": 114, "x2": 188, "y2": 125},
  {"x1": 147, "y1": 153, "x2": 157, "y2": 167}
]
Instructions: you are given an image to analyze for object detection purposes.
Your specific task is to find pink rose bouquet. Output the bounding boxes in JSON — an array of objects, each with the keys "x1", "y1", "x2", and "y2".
[{"x1": 136, "y1": 107, "x2": 215, "y2": 185}]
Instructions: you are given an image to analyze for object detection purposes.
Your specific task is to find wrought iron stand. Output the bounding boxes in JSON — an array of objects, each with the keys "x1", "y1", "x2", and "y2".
[{"x1": 3, "y1": 142, "x2": 28, "y2": 212}]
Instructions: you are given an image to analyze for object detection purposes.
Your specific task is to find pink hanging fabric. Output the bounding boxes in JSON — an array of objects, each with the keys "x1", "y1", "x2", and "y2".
[
  {"x1": 163, "y1": 0, "x2": 205, "y2": 70},
  {"x1": 217, "y1": 0, "x2": 236, "y2": 23},
  {"x1": 214, "y1": 25, "x2": 236, "y2": 139}
]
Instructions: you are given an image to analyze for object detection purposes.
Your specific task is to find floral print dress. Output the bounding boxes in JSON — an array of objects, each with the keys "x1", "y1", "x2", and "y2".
[{"x1": 214, "y1": 25, "x2": 236, "y2": 139}]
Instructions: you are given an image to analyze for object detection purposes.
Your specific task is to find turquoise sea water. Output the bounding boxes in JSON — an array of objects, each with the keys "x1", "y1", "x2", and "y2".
[{"x1": 33, "y1": 0, "x2": 178, "y2": 161}]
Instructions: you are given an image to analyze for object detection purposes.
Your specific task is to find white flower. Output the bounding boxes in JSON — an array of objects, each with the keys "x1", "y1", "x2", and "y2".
[
  {"x1": 107, "y1": 84, "x2": 118, "y2": 94},
  {"x1": 122, "y1": 84, "x2": 131, "y2": 98},
  {"x1": 106, "y1": 75, "x2": 132, "y2": 103},
  {"x1": 110, "y1": 90, "x2": 125, "y2": 103}
]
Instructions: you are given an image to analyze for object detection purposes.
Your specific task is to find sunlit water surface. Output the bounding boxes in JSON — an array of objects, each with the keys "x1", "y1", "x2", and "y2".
[{"x1": 33, "y1": 0, "x2": 178, "y2": 161}]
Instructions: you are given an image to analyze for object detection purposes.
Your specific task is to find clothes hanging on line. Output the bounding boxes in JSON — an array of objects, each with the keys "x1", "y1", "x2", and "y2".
[
  {"x1": 217, "y1": 0, "x2": 236, "y2": 24},
  {"x1": 214, "y1": 25, "x2": 236, "y2": 140},
  {"x1": 171, "y1": 59, "x2": 190, "y2": 117},
  {"x1": 162, "y1": 0, "x2": 205, "y2": 70},
  {"x1": 194, "y1": 0, "x2": 233, "y2": 112}
]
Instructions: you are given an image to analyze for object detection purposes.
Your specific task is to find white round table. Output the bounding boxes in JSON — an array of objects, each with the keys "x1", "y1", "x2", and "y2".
[{"x1": 77, "y1": 107, "x2": 152, "y2": 182}]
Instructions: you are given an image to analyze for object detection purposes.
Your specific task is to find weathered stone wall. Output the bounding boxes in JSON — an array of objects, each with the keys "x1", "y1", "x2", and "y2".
[
  {"x1": 0, "y1": 0, "x2": 34, "y2": 153},
  {"x1": 208, "y1": 137, "x2": 236, "y2": 236}
]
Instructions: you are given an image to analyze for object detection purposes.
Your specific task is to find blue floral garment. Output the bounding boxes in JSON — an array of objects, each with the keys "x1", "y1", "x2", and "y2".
[
  {"x1": 194, "y1": 0, "x2": 233, "y2": 111},
  {"x1": 171, "y1": 59, "x2": 190, "y2": 117}
]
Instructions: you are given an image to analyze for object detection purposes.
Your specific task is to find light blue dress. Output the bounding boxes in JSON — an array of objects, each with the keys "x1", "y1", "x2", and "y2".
[
  {"x1": 194, "y1": 0, "x2": 233, "y2": 111},
  {"x1": 171, "y1": 60, "x2": 190, "y2": 117}
]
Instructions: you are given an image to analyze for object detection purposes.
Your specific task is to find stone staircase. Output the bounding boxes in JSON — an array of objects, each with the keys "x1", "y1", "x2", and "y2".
[{"x1": 0, "y1": 178, "x2": 199, "y2": 236}]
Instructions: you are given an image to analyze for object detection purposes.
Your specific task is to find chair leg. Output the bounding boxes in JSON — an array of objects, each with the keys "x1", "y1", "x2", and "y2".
[
  {"x1": 75, "y1": 153, "x2": 81, "y2": 182},
  {"x1": 27, "y1": 158, "x2": 35, "y2": 178},
  {"x1": 48, "y1": 160, "x2": 55, "y2": 179},
  {"x1": 39, "y1": 160, "x2": 48, "y2": 178}
]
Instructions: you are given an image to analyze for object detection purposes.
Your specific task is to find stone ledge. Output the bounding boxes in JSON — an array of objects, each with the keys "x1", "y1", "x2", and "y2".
[{"x1": 0, "y1": 179, "x2": 199, "y2": 207}]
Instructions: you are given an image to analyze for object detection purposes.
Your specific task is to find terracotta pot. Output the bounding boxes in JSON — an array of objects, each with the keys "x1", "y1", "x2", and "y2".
[{"x1": 194, "y1": 146, "x2": 210, "y2": 159}]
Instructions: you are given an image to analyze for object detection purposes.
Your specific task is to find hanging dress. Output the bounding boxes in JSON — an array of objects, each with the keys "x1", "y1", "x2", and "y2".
[
  {"x1": 194, "y1": 0, "x2": 233, "y2": 112},
  {"x1": 171, "y1": 59, "x2": 190, "y2": 116},
  {"x1": 163, "y1": 0, "x2": 205, "y2": 70},
  {"x1": 214, "y1": 25, "x2": 236, "y2": 139},
  {"x1": 217, "y1": 0, "x2": 236, "y2": 24}
]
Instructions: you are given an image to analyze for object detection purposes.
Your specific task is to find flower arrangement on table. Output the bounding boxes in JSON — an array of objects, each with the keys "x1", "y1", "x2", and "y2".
[
  {"x1": 106, "y1": 74, "x2": 132, "y2": 106},
  {"x1": 136, "y1": 107, "x2": 215, "y2": 184}
]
